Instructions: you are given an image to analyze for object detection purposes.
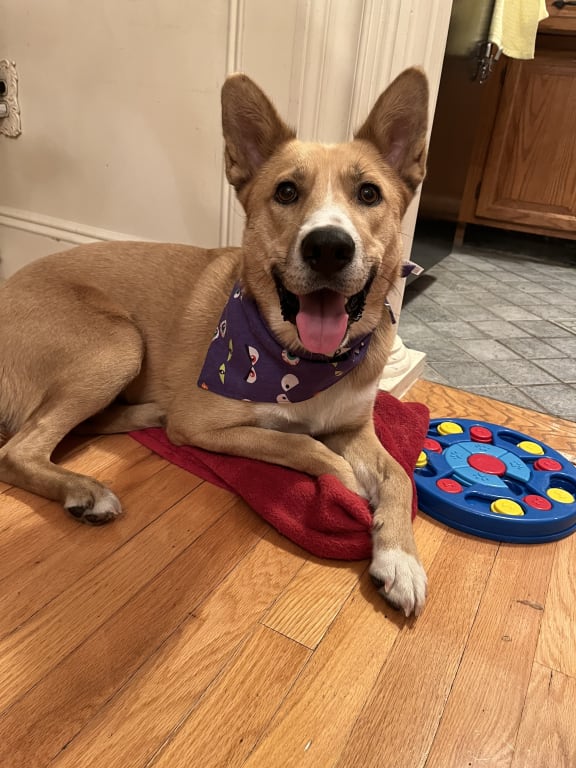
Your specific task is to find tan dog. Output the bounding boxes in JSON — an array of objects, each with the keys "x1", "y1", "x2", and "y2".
[{"x1": 0, "y1": 69, "x2": 428, "y2": 616}]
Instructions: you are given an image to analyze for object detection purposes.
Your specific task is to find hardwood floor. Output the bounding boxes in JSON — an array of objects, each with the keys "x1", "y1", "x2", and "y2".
[{"x1": 1, "y1": 379, "x2": 575, "y2": 767}]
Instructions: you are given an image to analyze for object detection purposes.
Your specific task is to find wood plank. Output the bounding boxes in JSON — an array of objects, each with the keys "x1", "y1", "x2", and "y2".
[
  {"x1": 511, "y1": 661, "x2": 576, "y2": 768},
  {"x1": 149, "y1": 625, "x2": 310, "y2": 768},
  {"x1": 536, "y1": 530, "x2": 576, "y2": 678},
  {"x1": 48, "y1": 530, "x2": 306, "y2": 768},
  {"x1": 0, "y1": 435, "x2": 151, "y2": 581},
  {"x1": 424, "y1": 540, "x2": 555, "y2": 768},
  {"x1": 0, "y1": 500, "x2": 269, "y2": 768},
  {"x1": 0, "y1": 476, "x2": 237, "y2": 712},
  {"x1": 333, "y1": 533, "x2": 498, "y2": 768},
  {"x1": 407, "y1": 380, "x2": 576, "y2": 463},
  {"x1": 241, "y1": 515, "x2": 447, "y2": 768},
  {"x1": 262, "y1": 557, "x2": 365, "y2": 649},
  {"x1": 0, "y1": 456, "x2": 202, "y2": 638}
]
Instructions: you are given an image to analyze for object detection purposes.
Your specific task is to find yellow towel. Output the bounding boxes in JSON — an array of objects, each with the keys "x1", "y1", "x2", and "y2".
[{"x1": 489, "y1": 0, "x2": 549, "y2": 59}]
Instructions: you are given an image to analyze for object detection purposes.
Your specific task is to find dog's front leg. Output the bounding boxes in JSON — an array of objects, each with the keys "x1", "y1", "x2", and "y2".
[
  {"x1": 323, "y1": 425, "x2": 427, "y2": 617},
  {"x1": 167, "y1": 424, "x2": 360, "y2": 494}
]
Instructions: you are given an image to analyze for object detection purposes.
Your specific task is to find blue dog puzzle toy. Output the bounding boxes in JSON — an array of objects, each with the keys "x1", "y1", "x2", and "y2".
[{"x1": 414, "y1": 418, "x2": 576, "y2": 543}]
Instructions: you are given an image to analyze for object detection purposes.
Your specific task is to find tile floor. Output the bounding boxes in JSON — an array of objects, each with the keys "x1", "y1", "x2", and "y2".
[{"x1": 402, "y1": 245, "x2": 576, "y2": 422}]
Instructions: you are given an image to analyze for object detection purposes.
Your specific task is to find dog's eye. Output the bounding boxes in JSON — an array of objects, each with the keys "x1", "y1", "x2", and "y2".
[
  {"x1": 357, "y1": 183, "x2": 381, "y2": 206},
  {"x1": 274, "y1": 182, "x2": 299, "y2": 205}
]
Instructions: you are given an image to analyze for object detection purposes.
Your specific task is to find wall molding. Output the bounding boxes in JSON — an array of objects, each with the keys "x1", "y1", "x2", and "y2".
[{"x1": 0, "y1": 205, "x2": 145, "y2": 245}]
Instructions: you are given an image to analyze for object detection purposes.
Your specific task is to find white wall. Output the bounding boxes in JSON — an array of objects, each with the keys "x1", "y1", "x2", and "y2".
[{"x1": 0, "y1": 0, "x2": 452, "y2": 279}]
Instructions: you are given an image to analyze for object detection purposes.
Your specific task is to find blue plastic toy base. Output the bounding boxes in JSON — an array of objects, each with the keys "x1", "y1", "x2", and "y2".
[{"x1": 414, "y1": 418, "x2": 576, "y2": 543}]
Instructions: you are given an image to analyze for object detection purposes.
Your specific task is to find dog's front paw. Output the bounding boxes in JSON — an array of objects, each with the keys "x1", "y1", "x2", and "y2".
[
  {"x1": 369, "y1": 548, "x2": 427, "y2": 617},
  {"x1": 65, "y1": 485, "x2": 123, "y2": 525}
]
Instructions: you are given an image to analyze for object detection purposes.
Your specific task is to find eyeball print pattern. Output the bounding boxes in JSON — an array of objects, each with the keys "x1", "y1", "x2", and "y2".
[
  {"x1": 281, "y1": 349, "x2": 300, "y2": 366},
  {"x1": 245, "y1": 345, "x2": 259, "y2": 384}
]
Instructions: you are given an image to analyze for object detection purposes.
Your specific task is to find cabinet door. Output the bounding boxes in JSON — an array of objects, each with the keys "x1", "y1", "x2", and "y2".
[{"x1": 476, "y1": 53, "x2": 576, "y2": 234}]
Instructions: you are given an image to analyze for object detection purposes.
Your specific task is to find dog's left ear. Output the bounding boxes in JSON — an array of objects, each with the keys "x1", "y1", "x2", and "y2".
[
  {"x1": 222, "y1": 74, "x2": 296, "y2": 195},
  {"x1": 355, "y1": 68, "x2": 429, "y2": 207}
]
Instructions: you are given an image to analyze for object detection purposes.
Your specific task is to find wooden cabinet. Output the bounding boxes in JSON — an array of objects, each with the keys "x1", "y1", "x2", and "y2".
[
  {"x1": 456, "y1": 28, "x2": 576, "y2": 242},
  {"x1": 476, "y1": 51, "x2": 576, "y2": 234}
]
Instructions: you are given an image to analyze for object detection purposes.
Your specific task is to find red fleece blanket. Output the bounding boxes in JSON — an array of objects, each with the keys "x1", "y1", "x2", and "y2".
[{"x1": 130, "y1": 392, "x2": 429, "y2": 560}]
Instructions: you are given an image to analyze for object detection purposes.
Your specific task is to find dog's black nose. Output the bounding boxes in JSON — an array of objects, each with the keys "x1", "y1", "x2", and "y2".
[{"x1": 301, "y1": 226, "x2": 355, "y2": 276}]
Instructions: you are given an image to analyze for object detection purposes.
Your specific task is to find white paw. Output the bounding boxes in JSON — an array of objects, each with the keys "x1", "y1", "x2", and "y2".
[
  {"x1": 369, "y1": 548, "x2": 427, "y2": 617},
  {"x1": 65, "y1": 487, "x2": 123, "y2": 525}
]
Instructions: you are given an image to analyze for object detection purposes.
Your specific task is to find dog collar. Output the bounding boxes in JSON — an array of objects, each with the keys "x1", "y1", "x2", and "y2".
[{"x1": 197, "y1": 284, "x2": 372, "y2": 404}]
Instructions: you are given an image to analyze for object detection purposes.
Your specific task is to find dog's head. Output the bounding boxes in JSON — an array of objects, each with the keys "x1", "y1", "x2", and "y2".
[{"x1": 222, "y1": 69, "x2": 428, "y2": 357}]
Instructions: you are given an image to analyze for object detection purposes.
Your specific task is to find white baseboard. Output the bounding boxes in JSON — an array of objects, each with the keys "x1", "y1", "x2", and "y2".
[
  {"x1": 0, "y1": 205, "x2": 145, "y2": 246},
  {"x1": 0, "y1": 206, "x2": 149, "y2": 278}
]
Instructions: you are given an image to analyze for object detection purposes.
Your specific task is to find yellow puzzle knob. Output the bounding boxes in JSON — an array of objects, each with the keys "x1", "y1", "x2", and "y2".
[
  {"x1": 517, "y1": 440, "x2": 544, "y2": 455},
  {"x1": 416, "y1": 451, "x2": 428, "y2": 468},
  {"x1": 491, "y1": 499, "x2": 525, "y2": 516},
  {"x1": 547, "y1": 487, "x2": 575, "y2": 504},
  {"x1": 437, "y1": 421, "x2": 464, "y2": 436}
]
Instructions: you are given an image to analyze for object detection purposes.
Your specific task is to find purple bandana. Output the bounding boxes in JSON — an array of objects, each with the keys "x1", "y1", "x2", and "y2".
[{"x1": 198, "y1": 284, "x2": 372, "y2": 404}]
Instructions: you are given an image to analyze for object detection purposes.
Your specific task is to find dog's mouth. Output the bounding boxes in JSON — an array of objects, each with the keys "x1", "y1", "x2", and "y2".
[{"x1": 272, "y1": 269, "x2": 375, "y2": 356}]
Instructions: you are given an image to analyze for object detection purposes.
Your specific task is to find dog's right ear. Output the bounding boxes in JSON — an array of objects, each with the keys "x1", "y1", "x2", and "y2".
[{"x1": 222, "y1": 74, "x2": 296, "y2": 194}]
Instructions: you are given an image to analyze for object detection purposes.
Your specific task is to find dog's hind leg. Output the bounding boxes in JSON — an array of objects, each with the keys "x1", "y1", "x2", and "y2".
[{"x1": 0, "y1": 332, "x2": 144, "y2": 524}]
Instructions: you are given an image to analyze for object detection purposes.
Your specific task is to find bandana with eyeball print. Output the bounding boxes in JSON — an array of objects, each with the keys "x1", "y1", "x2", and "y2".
[{"x1": 197, "y1": 261, "x2": 421, "y2": 405}]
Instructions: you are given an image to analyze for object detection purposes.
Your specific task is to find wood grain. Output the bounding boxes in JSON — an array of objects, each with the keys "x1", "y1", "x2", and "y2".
[
  {"x1": 0, "y1": 434, "x2": 151, "y2": 582},
  {"x1": 536, "y1": 529, "x2": 576, "y2": 678},
  {"x1": 511, "y1": 662, "x2": 576, "y2": 768},
  {"x1": 0, "y1": 473, "x2": 235, "y2": 712},
  {"x1": 0, "y1": 453, "x2": 200, "y2": 636},
  {"x1": 149, "y1": 625, "x2": 310, "y2": 768},
  {"x1": 334, "y1": 533, "x2": 498, "y2": 768},
  {"x1": 262, "y1": 557, "x2": 365, "y2": 649},
  {"x1": 242, "y1": 516, "x2": 447, "y2": 768},
  {"x1": 424, "y1": 540, "x2": 556, "y2": 768},
  {"x1": 48, "y1": 530, "x2": 305, "y2": 768},
  {"x1": 0, "y1": 500, "x2": 268, "y2": 768}
]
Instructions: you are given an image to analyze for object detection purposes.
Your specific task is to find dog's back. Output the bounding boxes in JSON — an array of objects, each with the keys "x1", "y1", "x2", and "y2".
[{"x1": 0, "y1": 241, "x2": 239, "y2": 434}]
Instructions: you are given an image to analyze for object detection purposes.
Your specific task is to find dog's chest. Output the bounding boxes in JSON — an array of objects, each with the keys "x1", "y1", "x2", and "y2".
[{"x1": 253, "y1": 380, "x2": 378, "y2": 437}]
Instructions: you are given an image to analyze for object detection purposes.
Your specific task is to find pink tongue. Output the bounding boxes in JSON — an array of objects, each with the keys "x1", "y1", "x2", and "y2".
[{"x1": 296, "y1": 290, "x2": 348, "y2": 355}]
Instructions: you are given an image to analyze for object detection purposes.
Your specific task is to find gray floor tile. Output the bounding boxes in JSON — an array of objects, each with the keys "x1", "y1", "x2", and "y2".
[
  {"x1": 414, "y1": 338, "x2": 477, "y2": 363},
  {"x1": 421, "y1": 364, "x2": 450, "y2": 385},
  {"x1": 507, "y1": 291, "x2": 559, "y2": 307},
  {"x1": 406, "y1": 241, "x2": 576, "y2": 420},
  {"x1": 427, "y1": 361, "x2": 508, "y2": 387},
  {"x1": 484, "y1": 359, "x2": 557, "y2": 386},
  {"x1": 452, "y1": 338, "x2": 520, "y2": 361},
  {"x1": 488, "y1": 305, "x2": 541, "y2": 322},
  {"x1": 527, "y1": 303, "x2": 576, "y2": 321},
  {"x1": 533, "y1": 358, "x2": 576, "y2": 383},
  {"x1": 519, "y1": 384, "x2": 576, "y2": 421},
  {"x1": 464, "y1": 385, "x2": 543, "y2": 411},
  {"x1": 447, "y1": 303, "x2": 495, "y2": 322},
  {"x1": 409, "y1": 304, "x2": 460, "y2": 323},
  {"x1": 501, "y1": 337, "x2": 566, "y2": 359},
  {"x1": 426, "y1": 320, "x2": 488, "y2": 339},
  {"x1": 470, "y1": 320, "x2": 530, "y2": 338},
  {"x1": 547, "y1": 337, "x2": 576, "y2": 356},
  {"x1": 522, "y1": 320, "x2": 575, "y2": 338},
  {"x1": 517, "y1": 282, "x2": 562, "y2": 294},
  {"x1": 556, "y1": 320, "x2": 576, "y2": 334}
]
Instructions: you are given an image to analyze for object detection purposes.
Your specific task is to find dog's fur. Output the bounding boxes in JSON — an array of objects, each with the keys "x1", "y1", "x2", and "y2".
[{"x1": 0, "y1": 69, "x2": 429, "y2": 615}]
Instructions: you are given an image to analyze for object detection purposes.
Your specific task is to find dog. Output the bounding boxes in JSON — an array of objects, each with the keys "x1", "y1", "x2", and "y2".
[{"x1": 0, "y1": 68, "x2": 429, "y2": 616}]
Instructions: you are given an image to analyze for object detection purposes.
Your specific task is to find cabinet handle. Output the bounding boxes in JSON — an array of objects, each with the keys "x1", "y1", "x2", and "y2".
[{"x1": 552, "y1": 0, "x2": 576, "y2": 8}]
